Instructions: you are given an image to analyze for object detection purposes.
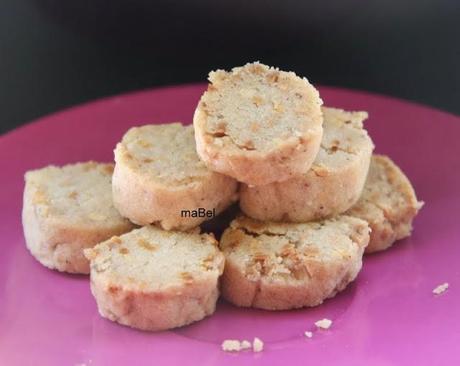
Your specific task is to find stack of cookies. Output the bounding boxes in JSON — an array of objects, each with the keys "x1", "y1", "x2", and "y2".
[{"x1": 22, "y1": 62, "x2": 423, "y2": 331}]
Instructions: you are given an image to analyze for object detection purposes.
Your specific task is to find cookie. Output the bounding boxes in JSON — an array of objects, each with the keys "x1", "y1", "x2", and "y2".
[
  {"x1": 193, "y1": 62, "x2": 323, "y2": 186},
  {"x1": 22, "y1": 162, "x2": 134, "y2": 274},
  {"x1": 84, "y1": 226, "x2": 225, "y2": 331},
  {"x1": 112, "y1": 123, "x2": 238, "y2": 230},
  {"x1": 347, "y1": 155, "x2": 423, "y2": 253},
  {"x1": 219, "y1": 215, "x2": 370, "y2": 310},
  {"x1": 240, "y1": 107, "x2": 374, "y2": 221}
]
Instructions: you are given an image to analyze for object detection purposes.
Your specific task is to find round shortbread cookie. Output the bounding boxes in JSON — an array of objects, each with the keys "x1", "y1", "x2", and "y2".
[
  {"x1": 112, "y1": 123, "x2": 238, "y2": 230},
  {"x1": 84, "y1": 226, "x2": 225, "y2": 331},
  {"x1": 219, "y1": 215, "x2": 370, "y2": 310},
  {"x1": 240, "y1": 107, "x2": 374, "y2": 222},
  {"x1": 193, "y1": 62, "x2": 323, "y2": 186},
  {"x1": 22, "y1": 162, "x2": 135, "y2": 274},
  {"x1": 346, "y1": 155, "x2": 423, "y2": 253}
]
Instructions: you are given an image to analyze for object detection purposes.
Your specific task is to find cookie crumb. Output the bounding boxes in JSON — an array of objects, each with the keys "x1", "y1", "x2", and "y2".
[
  {"x1": 221, "y1": 338, "x2": 264, "y2": 353},
  {"x1": 315, "y1": 318, "x2": 332, "y2": 329},
  {"x1": 222, "y1": 340, "x2": 241, "y2": 352},
  {"x1": 433, "y1": 283, "x2": 449, "y2": 295},
  {"x1": 304, "y1": 331, "x2": 313, "y2": 338},
  {"x1": 241, "y1": 340, "x2": 252, "y2": 350},
  {"x1": 253, "y1": 337, "x2": 264, "y2": 352}
]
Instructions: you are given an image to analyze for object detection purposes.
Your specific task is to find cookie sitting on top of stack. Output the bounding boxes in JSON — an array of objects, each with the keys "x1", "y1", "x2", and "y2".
[{"x1": 193, "y1": 62, "x2": 324, "y2": 186}]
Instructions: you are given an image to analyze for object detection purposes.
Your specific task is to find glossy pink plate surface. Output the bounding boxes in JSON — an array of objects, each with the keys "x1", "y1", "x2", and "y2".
[{"x1": 1, "y1": 85, "x2": 459, "y2": 366}]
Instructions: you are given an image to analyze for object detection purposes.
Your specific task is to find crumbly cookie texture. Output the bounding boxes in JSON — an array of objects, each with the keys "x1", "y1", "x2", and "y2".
[
  {"x1": 112, "y1": 123, "x2": 238, "y2": 230},
  {"x1": 194, "y1": 62, "x2": 323, "y2": 186},
  {"x1": 347, "y1": 154, "x2": 423, "y2": 253},
  {"x1": 219, "y1": 215, "x2": 370, "y2": 310},
  {"x1": 84, "y1": 225, "x2": 225, "y2": 331},
  {"x1": 240, "y1": 107, "x2": 374, "y2": 221},
  {"x1": 22, "y1": 162, "x2": 134, "y2": 274}
]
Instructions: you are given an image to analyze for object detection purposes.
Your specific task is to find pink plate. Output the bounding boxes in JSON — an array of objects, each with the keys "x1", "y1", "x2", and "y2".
[{"x1": 1, "y1": 84, "x2": 459, "y2": 366}]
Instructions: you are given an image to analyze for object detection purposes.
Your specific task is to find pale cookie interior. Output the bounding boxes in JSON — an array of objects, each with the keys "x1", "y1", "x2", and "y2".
[
  {"x1": 354, "y1": 155, "x2": 421, "y2": 213},
  {"x1": 26, "y1": 162, "x2": 126, "y2": 227},
  {"x1": 85, "y1": 226, "x2": 223, "y2": 290},
  {"x1": 312, "y1": 107, "x2": 372, "y2": 173},
  {"x1": 220, "y1": 216, "x2": 369, "y2": 282},
  {"x1": 119, "y1": 123, "x2": 211, "y2": 185},
  {"x1": 347, "y1": 155, "x2": 423, "y2": 251},
  {"x1": 201, "y1": 62, "x2": 322, "y2": 152}
]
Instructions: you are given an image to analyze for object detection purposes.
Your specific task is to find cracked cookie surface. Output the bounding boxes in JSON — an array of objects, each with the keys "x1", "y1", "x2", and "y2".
[
  {"x1": 240, "y1": 107, "x2": 374, "y2": 222},
  {"x1": 84, "y1": 225, "x2": 225, "y2": 331},
  {"x1": 219, "y1": 215, "x2": 370, "y2": 310},
  {"x1": 193, "y1": 62, "x2": 323, "y2": 186},
  {"x1": 346, "y1": 154, "x2": 423, "y2": 253}
]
